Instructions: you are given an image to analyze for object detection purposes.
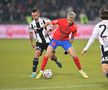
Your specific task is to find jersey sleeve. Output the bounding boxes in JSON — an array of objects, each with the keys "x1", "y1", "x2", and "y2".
[
  {"x1": 42, "y1": 17, "x2": 53, "y2": 30},
  {"x1": 84, "y1": 24, "x2": 99, "y2": 51},
  {"x1": 42, "y1": 17, "x2": 51, "y2": 22},
  {"x1": 52, "y1": 19, "x2": 59, "y2": 25},
  {"x1": 71, "y1": 24, "x2": 77, "y2": 36},
  {"x1": 28, "y1": 23, "x2": 34, "y2": 32}
]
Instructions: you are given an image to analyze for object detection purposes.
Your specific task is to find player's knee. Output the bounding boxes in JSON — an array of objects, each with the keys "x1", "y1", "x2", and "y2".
[
  {"x1": 104, "y1": 72, "x2": 108, "y2": 78},
  {"x1": 72, "y1": 55, "x2": 78, "y2": 60},
  {"x1": 33, "y1": 58, "x2": 39, "y2": 65},
  {"x1": 35, "y1": 51, "x2": 41, "y2": 57},
  {"x1": 51, "y1": 55, "x2": 57, "y2": 61}
]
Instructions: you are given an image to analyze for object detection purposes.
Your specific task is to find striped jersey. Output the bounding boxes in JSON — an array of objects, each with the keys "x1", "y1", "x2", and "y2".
[
  {"x1": 28, "y1": 17, "x2": 52, "y2": 43},
  {"x1": 84, "y1": 20, "x2": 108, "y2": 51}
]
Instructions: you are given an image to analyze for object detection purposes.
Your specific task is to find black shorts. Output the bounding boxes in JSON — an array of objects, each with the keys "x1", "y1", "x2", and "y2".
[
  {"x1": 35, "y1": 42, "x2": 55, "y2": 55},
  {"x1": 101, "y1": 45, "x2": 108, "y2": 64}
]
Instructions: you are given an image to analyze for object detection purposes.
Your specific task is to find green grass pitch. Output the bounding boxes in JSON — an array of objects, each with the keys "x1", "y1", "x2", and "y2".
[{"x1": 0, "y1": 39, "x2": 108, "y2": 90}]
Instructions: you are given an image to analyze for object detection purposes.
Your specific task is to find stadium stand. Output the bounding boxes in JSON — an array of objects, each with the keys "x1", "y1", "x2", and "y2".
[{"x1": 0, "y1": 0, "x2": 107, "y2": 24}]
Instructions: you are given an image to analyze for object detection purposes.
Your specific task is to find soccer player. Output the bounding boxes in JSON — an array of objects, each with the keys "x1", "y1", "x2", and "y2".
[
  {"x1": 28, "y1": 8, "x2": 62, "y2": 78},
  {"x1": 36, "y1": 11, "x2": 88, "y2": 79},
  {"x1": 81, "y1": 8, "x2": 108, "y2": 78}
]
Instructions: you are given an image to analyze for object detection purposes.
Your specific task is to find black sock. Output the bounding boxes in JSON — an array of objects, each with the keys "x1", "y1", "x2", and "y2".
[
  {"x1": 105, "y1": 72, "x2": 108, "y2": 78},
  {"x1": 32, "y1": 58, "x2": 38, "y2": 72},
  {"x1": 54, "y1": 59, "x2": 57, "y2": 62}
]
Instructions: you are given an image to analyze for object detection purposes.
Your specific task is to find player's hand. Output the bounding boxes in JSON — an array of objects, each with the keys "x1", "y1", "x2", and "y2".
[
  {"x1": 69, "y1": 36, "x2": 74, "y2": 44},
  {"x1": 64, "y1": 51, "x2": 68, "y2": 55},
  {"x1": 31, "y1": 43, "x2": 35, "y2": 49},
  {"x1": 69, "y1": 39, "x2": 74, "y2": 44},
  {"x1": 81, "y1": 49, "x2": 87, "y2": 55}
]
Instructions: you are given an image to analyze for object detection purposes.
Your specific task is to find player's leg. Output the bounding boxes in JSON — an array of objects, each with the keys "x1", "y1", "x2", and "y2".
[
  {"x1": 36, "y1": 40, "x2": 58, "y2": 79},
  {"x1": 30, "y1": 49, "x2": 41, "y2": 78},
  {"x1": 68, "y1": 47, "x2": 81, "y2": 70},
  {"x1": 30, "y1": 42, "x2": 44, "y2": 78},
  {"x1": 50, "y1": 52, "x2": 62, "y2": 68},
  {"x1": 62, "y1": 40, "x2": 81, "y2": 70},
  {"x1": 101, "y1": 64, "x2": 108, "y2": 78},
  {"x1": 36, "y1": 46, "x2": 54, "y2": 79},
  {"x1": 101, "y1": 45, "x2": 108, "y2": 78},
  {"x1": 62, "y1": 40, "x2": 88, "y2": 78},
  {"x1": 67, "y1": 47, "x2": 88, "y2": 78},
  {"x1": 41, "y1": 46, "x2": 54, "y2": 70},
  {"x1": 45, "y1": 43, "x2": 62, "y2": 68}
]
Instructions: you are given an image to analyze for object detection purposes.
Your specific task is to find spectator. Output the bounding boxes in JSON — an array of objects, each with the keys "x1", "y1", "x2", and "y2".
[
  {"x1": 0, "y1": 0, "x2": 108, "y2": 24},
  {"x1": 79, "y1": 9, "x2": 88, "y2": 24}
]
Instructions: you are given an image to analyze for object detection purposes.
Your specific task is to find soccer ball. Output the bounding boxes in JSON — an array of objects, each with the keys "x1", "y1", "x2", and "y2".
[{"x1": 43, "y1": 69, "x2": 53, "y2": 79}]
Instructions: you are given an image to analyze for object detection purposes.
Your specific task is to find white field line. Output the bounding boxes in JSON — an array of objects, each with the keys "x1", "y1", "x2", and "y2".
[{"x1": 0, "y1": 84, "x2": 103, "y2": 90}]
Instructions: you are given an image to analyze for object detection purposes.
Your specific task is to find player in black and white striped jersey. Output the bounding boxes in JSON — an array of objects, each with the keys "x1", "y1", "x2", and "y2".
[
  {"x1": 81, "y1": 8, "x2": 108, "y2": 78},
  {"x1": 28, "y1": 8, "x2": 62, "y2": 78}
]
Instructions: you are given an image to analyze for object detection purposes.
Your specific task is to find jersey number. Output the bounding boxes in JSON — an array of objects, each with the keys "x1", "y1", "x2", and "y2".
[{"x1": 99, "y1": 24, "x2": 107, "y2": 38}]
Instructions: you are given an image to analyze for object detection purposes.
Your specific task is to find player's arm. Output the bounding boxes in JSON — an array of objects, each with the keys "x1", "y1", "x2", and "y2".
[
  {"x1": 28, "y1": 25, "x2": 36, "y2": 49},
  {"x1": 43, "y1": 20, "x2": 58, "y2": 36},
  {"x1": 69, "y1": 24, "x2": 77, "y2": 43},
  {"x1": 29, "y1": 32, "x2": 35, "y2": 48},
  {"x1": 81, "y1": 25, "x2": 98, "y2": 55},
  {"x1": 69, "y1": 31, "x2": 76, "y2": 44},
  {"x1": 41, "y1": 21, "x2": 52, "y2": 29},
  {"x1": 69, "y1": 36, "x2": 74, "y2": 43},
  {"x1": 42, "y1": 19, "x2": 58, "y2": 29}
]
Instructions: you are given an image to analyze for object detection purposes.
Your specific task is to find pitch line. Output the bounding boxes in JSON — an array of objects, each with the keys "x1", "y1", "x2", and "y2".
[{"x1": 0, "y1": 84, "x2": 103, "y2": 90}]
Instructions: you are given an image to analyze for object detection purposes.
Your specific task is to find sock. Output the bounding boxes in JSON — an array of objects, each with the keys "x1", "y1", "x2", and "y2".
[
  {"x1": 32, "y1": 58, "x2": 38, "y2": 72},
  {"x1": 53, "y1": 57, "x2": 59, "y2": 63},
  {"x1": 104, "y1": 72, "x2": 108, "y2": 78},
  {"x1": 41, "y1": 56, "x2": 49, "y2": 70},
  {"x1": 73, "y1": 57, "x2": 81, "y2": 70}
]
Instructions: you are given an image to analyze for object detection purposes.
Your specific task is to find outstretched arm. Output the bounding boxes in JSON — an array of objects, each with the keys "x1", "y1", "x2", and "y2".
[
  {"x1": 81, "y1": 26, "x2": 98, "y2": 55},
  {"x1": 36, "y1": 21, "x2": 53, "y2": 36},
  {"x1": 29, "y1": 32, "x2": 35, "y2": 49},
  {"x1": 81, "y1": 34, "x2": 97, "y2": 55},
  {"x1": 42, "y1": 21, "x2": 52, "y2": 29}
]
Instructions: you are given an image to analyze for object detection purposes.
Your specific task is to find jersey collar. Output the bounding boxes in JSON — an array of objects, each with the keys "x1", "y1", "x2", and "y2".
[{"x1": 102, "y1": 20, "x2": 108, "y2": 22}]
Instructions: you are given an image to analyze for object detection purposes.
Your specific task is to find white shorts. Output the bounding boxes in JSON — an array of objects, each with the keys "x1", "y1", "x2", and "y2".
[{"x1": 101, "y1": 45, "x2": 108, "y2": 64}]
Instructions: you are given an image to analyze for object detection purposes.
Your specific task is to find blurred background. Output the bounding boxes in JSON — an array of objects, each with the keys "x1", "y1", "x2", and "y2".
[
  {"x1": 0, "y1": 1, "x2": 108, "y2": 90},
  {"x1": 0, "y1": 0, "x2": 108, "y2": 24}
]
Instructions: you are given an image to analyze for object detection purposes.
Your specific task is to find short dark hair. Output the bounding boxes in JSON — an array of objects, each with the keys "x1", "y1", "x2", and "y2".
[
  {"x1": 31, "y1": 8, "x2": 40, "y2": 13},
  {"x1": 99, "y1": 8, "x2": 108, "y2": 20}
]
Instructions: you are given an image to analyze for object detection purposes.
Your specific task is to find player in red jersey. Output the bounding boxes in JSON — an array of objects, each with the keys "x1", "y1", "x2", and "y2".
[{"x1": 36, "y1": 11, "x2": 88, "y2": 79}]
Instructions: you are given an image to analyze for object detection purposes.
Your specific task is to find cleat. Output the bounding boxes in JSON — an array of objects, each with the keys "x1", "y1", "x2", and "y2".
[
  {"x1": 56, "y1": 60, "x2": 62, "y2": 68},
  {"x1": 79, "y1": 70, "x2": 88, "y2": 78},
  {"x1": 36, "y1": 71, "x2": 43, "y2": 79},
  {"x1": 30, "y1": 73, "x2": 36, "y2": 78}
]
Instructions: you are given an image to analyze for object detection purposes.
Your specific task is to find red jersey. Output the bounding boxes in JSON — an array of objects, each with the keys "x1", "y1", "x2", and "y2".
[{"x1": 51, "y1": 18, "x2": 77, "y2": 40}]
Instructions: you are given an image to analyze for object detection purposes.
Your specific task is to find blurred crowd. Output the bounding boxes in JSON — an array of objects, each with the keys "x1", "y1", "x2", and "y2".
[{"x1": 0, "y1": 0, "x2": 107, "y2": 24}]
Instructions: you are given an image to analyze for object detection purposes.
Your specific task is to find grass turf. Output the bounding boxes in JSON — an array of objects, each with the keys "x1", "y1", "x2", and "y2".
[{"x1": 0, "y1": 39, "x2": 108, "y2": 90}]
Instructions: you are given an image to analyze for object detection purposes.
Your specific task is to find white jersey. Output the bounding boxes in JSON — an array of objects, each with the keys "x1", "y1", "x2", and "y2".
[
  {"x1": 28, "y1": 17, "x2": 52, "y2": 43},
  {"x1": 84, "y1": 20, "x2": 108, "y2": 51}
]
